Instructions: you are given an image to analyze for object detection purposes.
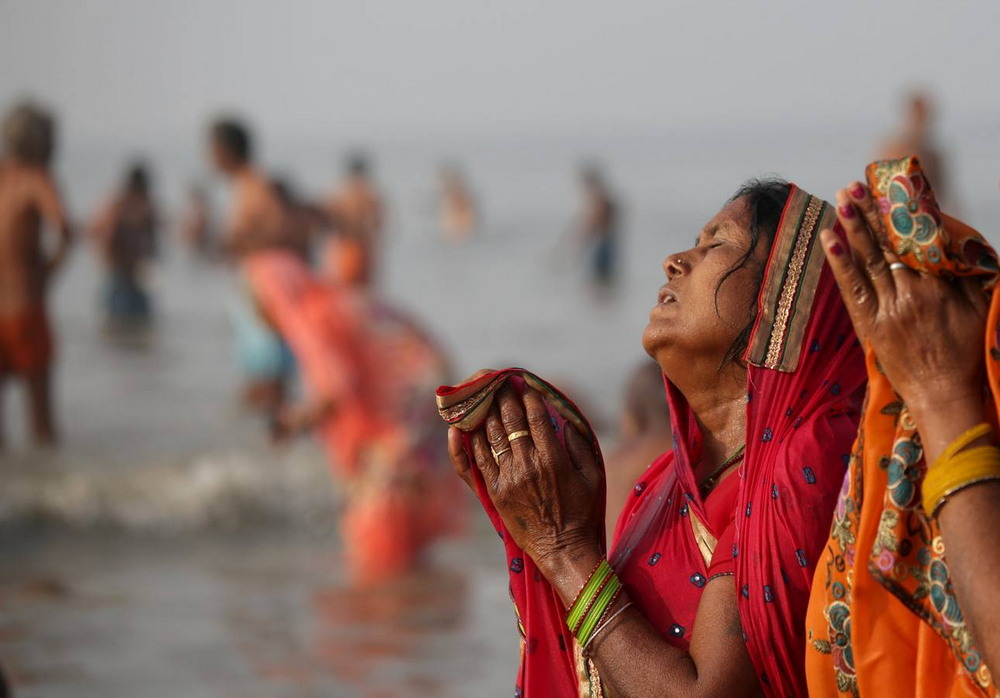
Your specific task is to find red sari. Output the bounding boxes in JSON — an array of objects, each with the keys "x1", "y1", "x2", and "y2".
[
  {"x1": 245, "y1": 250, "x2": 462, "y2": 582},
  {"x1": 438, "y1": 186, "x2": 867, "y2": 697}
]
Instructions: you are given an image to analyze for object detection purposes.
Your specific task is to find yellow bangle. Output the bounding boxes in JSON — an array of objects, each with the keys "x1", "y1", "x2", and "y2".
[
  {"x1": 929, "y1": 423, "x2": 993, "y2": 471},
  {"x1": 923, "y1": 445, "x2": 1000, "y2": 517}
]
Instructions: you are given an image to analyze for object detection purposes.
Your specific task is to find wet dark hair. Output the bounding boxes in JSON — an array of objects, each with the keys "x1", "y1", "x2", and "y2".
[
  {"x1": 2, "y1": 101, "x2": 55, "y2": 166},
  {"x1": 125, "y1": 161, "x2": 150, "y2": 194},
  {"x1": 347, "y1": 153, "x2": 369, "y2": 176},
  {"x1": 718, "y1": 177, "x2": 791, "y2": 366},
  {"x1": 211, "y1": 119, "x2": 251, "y2": 162}
]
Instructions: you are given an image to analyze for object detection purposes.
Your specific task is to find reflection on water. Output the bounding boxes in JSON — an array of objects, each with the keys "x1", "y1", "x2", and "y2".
[{"x1": 0, "y1": 529, "x2": 517, "y2": 698}]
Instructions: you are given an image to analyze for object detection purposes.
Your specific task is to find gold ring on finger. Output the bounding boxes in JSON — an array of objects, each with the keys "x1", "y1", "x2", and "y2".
[
  {"x1": 491, "y1": 446, "x2": 511, "y2": 461},
  {"x1": 507, "y1": 430, "x2": 531, "y2": 442}
]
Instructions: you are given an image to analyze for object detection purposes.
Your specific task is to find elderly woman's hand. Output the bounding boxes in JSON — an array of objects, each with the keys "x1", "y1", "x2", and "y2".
[
  {"x1": 447, "y1": 381, "x2": 604, "y2": 575},
  {"x1": 820, "y1": 183, "x2": 988, "y2": 446}
]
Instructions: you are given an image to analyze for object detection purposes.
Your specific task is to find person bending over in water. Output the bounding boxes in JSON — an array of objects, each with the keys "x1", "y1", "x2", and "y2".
[
  {"x1": 88, "y1": 161, "x2": 159, "y2": 327},
  {"x1": 0, "y1": 101, "x2": 72, "y2": 448}
]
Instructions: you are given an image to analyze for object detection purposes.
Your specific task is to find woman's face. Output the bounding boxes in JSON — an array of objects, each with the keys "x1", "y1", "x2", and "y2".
[{"x1": 642, "y1": 197, "x2": 770, "y2": 375}]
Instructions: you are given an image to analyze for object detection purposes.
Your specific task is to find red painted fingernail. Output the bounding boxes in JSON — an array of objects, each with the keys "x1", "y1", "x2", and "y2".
[
  {"x1": 838, "y1": 203, "x2": 856, "y2": 219},
  {"x1": 850, "y1": 184, "x2": 866, "y2": 199},
  {"x1": 828, "y1": 242, "x2": 844, "y2": 257}
]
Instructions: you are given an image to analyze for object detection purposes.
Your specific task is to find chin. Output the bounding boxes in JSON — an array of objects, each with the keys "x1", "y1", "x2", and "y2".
[{"x1": 641, "y1": 324, "x2": 671, "y2": 362}]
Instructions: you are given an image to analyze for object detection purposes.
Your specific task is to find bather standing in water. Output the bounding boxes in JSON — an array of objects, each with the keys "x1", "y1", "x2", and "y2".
[
  {"x1": 88, "y1": 162, "x2": 159, "y2": 327},
  {"x1": 207, "y1": 118, "x2": 296, "y2": 412},
  {"x1": 878, "y1": 90, "x2": 951, "y2": 207},
  {"x1": 576, "y1": 164, "x2": 620, "y2": 288},
  {"x1": 438, "y1": 164, "x2": 477, "y2": 242},
  {"x1": 0, "y1": 101, "x2": 72, "y2": 448},
  {"x1": 323, "y1": 154, "x2": 383, "y2": 288}
]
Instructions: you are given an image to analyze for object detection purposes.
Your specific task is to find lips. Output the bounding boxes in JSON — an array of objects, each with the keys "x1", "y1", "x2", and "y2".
[{"x1": 657, "y1": 285, "x2": 678, "y2": 305}]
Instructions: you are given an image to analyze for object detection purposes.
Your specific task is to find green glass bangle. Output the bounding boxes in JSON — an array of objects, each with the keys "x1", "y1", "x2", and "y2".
[
  {"x1": 577, "y1": 575, "x2": 623, "y2": 646},
  {"x1": 566, "y1": 559, "x2": 612, "y2": 632}
]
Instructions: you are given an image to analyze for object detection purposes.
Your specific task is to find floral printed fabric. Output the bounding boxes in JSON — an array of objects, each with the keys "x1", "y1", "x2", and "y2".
[{"x1": 805, "y1": 157, "x2": 1000, "y2": 698}]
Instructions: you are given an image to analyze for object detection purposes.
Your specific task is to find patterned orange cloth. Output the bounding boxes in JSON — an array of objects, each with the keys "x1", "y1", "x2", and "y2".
[
  {"x1": 805, "y1": 157, "x2": 1000, "y2": 697},
  {"x1": 0, "y1": 306, "x2": 52, "y2": 375}
]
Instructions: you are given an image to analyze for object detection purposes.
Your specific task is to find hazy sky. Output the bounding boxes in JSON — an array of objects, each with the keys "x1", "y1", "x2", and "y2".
[{"x1": 0, "y1": 0, "x2": 997, "y2": 146}]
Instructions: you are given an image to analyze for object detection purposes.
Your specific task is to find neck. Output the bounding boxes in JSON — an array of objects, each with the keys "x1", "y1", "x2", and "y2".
[{"x1": 667, "y1": 358, "x2": 747, "y2": 474}]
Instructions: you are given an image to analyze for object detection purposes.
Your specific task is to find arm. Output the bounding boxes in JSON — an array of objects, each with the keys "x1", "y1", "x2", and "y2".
[
  {"x1": 821, "y1": 181, "x2": 1000, "y2": 672},
  {"x1": 37, "y1": 175, "x2": 73, "y2": 277},
  {"x1": 449, "y1": 385, "x2": 763, "y2": 698}
]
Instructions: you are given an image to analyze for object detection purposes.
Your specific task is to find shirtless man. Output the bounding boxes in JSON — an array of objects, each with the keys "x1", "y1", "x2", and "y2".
[
  {"x1": 324, "y1": 154, "x2": 383, "y2": 288},
  {"x1": 879, "y1": 91, "x2": 951, "y2": 207},
  {"x1": 604, "y1": 361, "x2": 673, "y2": 536},
  {"x1": 0, "y1": 102, "x2": 73, "y2": 447},
  {"x1": 209, "y1": 120, "x2": 289, "y2": 259},
  {"x1": 208, "y1": 118, "x2": 294, "y2": 411}
]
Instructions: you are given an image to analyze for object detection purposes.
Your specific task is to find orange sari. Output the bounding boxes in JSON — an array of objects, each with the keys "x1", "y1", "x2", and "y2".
[
  {"x1": 244, "y1": 250, "x2": 462, "y2": 582},
  {"x1": 805, "y1": 157, "x2": 1000, "y2": 697}
]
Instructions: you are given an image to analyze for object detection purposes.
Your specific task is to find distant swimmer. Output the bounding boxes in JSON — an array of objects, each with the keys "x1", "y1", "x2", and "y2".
[
  {"x1": 0, "y1": 101, "x2": 73, "y2": 447},
  {"x1": 438, "y1": 163, "x2": 476, "y2": 241},
  {"x1": 207, "y1": 118, "x2": 295, "y2": 412},
  {"x1": 178, "y1": 184, "x2": 215, "y2": 260},
  {"x1": 878, "y1": 90, "x2": 951, "y2": 208},
  {"x1": 88, "y1": 161, "x2": 159, "y2": 327},
  {"x1": 323, "y1": 153, "x2": 383, "y2": 288},
  {"x1": 576, "y1": 164, "x2": 619, "y2": 287}
]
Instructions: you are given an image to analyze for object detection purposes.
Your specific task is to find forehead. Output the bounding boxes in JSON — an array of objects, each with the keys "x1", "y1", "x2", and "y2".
[{"x1": 700, "y1": 197, "x2": 751, "y2": 239}]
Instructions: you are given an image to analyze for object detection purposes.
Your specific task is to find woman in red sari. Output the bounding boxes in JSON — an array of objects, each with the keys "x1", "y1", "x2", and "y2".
[
  {"x1": 445, "y1": 180, "x2": 867, "y2": 696},
  {"x1": 244, "y1": 249, "x2": 462, "y2": 583}
]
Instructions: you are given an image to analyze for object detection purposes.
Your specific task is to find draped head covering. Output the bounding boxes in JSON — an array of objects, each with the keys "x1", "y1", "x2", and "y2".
[
  {"x1": 612, "y1": 184, "x2": 866, "y2": 697},
  {"x1": 439, "y1": 184, "x2": 867, "y2": 697},
  {"x1": 805, "y1": 157, "x2": 1000, "y2": 698}
]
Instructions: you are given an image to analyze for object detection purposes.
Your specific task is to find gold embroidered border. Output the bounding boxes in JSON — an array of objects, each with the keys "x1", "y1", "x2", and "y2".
[{"x1": 763, "y1": 196, "x2": 823, "y2": 369}]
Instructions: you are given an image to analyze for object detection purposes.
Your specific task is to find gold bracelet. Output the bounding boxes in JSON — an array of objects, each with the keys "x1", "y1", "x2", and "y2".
[
  {"x1": 932, "y1": 475, "x2": 1000, "y2": 518},
  {"x1": 923, "y1": 444, "x2": 1000, "y2": 517},
  {"x1": 928, "y1": 423, "x2": 993, "y2": 471}
]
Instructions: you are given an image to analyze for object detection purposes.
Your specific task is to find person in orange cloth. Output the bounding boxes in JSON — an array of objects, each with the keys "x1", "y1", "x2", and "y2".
[
  {"x1": 0, "y1": 101, "x2": 73, "y2": 448},
  {"x1": 806, "y1": 157, "x2": 1000, "y2": 697},
  {"x1": 244, "y1": 248, "x2": 462, "y2": 583},
  {"x1": 323, "y1": 154, "x2": 384, "y2": 288}
]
